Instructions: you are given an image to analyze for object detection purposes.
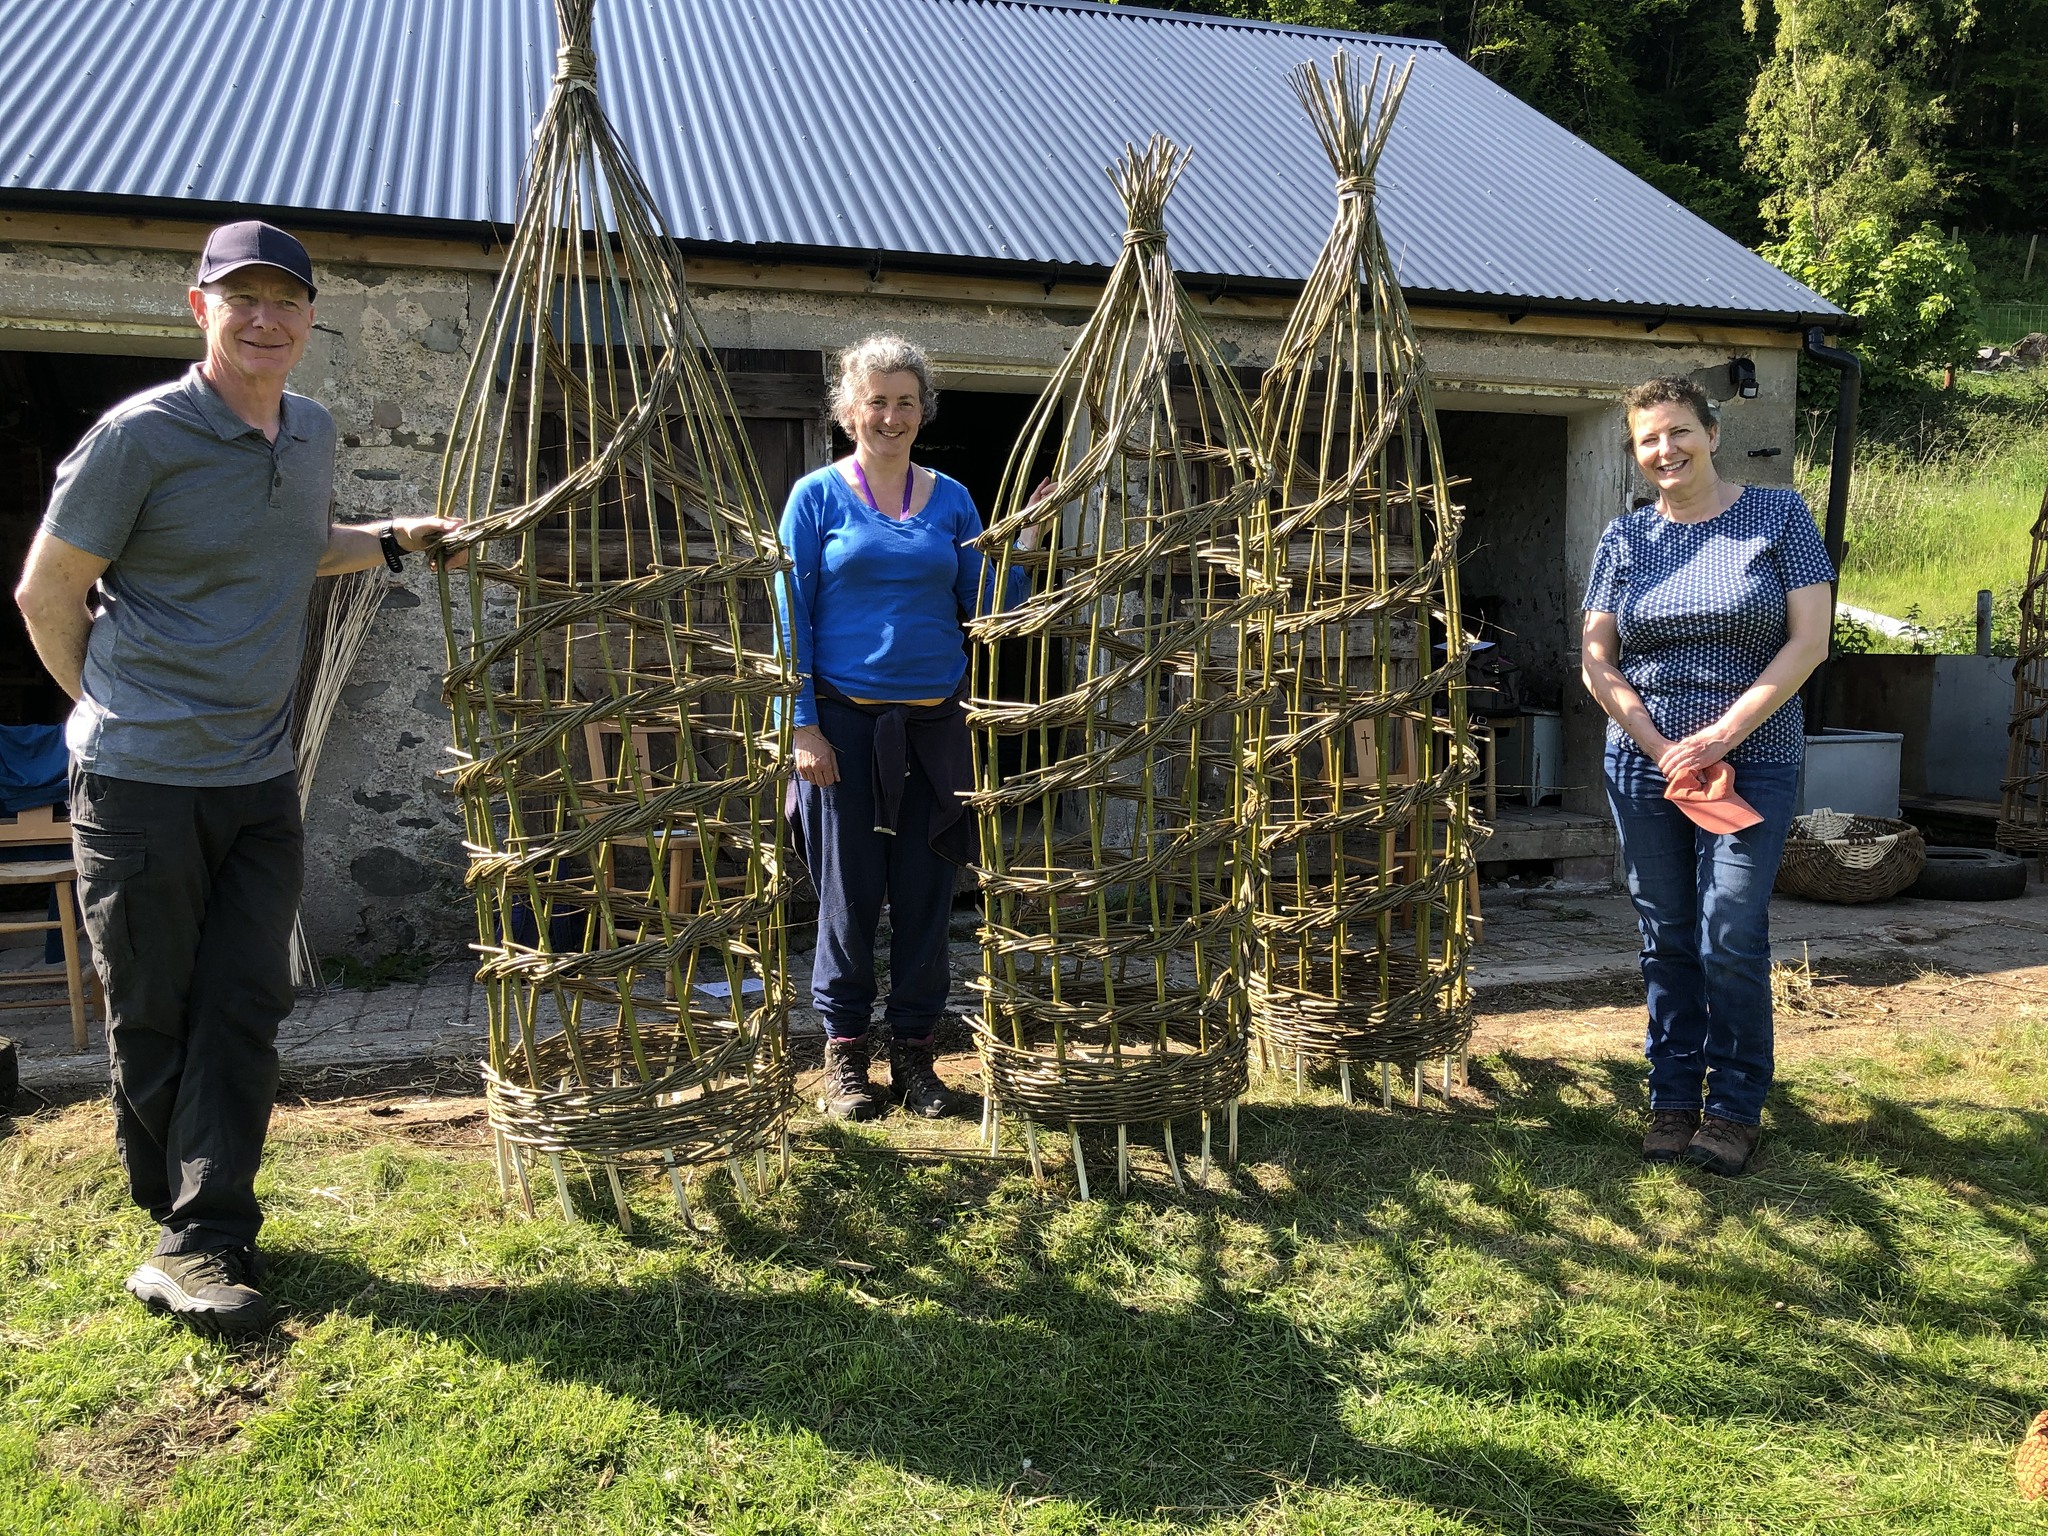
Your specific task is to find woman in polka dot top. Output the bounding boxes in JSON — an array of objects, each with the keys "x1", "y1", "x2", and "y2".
[{"x1": 1581, "y1": 375, "x2": 1835, "y2": 1177}]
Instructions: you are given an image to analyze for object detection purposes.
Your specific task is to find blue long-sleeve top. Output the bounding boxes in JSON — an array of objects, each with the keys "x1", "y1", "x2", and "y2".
[{"x1": 776, "y1": 466, "x2": 1028, "y2": 728}]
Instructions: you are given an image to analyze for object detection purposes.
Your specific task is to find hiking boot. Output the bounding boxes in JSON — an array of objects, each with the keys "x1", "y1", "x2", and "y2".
[
  {"x1": 888, "y1": 1035, "x2": 967, "y2": 1119},
  {"x1": 1685, "y1": 1115, "x2": 1762, "y2": 1177},
  {"x1": 124, "y1": 1247, "x2": 271, "y2": 1335},
  {"x1": 1641, "y1": 1108, "x2": 1702, "y2": 1163},
  {"x1": 821, "y1": 1035, "x2": 887, "y2": 1122}
]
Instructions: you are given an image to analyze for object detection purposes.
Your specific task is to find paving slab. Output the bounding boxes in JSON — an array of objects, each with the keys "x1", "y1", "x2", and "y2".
[{"x1": 9, "y1": 879, "x2": 2042, "y2": 1097}]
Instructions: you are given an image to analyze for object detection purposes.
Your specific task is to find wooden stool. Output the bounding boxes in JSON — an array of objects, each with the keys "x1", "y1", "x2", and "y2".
[{"x1": 0, "y1": 803, "x2": 100, "y2": 1052}]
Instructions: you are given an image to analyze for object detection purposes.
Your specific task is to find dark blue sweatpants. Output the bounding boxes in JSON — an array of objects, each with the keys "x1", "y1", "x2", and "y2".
[{"x1": 798, "y1": 698, "x2": 957, "y2": 1043}]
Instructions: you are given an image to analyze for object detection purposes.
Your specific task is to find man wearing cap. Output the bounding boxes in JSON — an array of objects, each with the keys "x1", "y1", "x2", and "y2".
[{"x1": 14, "y1": 221, "x2": 462, "y2": 1333}]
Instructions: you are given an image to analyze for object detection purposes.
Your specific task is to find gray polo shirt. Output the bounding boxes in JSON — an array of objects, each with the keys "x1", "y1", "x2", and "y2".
[{"x1": 42, "y1": 365, "x2": 336, "y2": 786}]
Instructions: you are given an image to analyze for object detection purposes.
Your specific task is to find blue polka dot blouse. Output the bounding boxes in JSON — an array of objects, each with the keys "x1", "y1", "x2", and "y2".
[{"x1": 1582, "y1": 486, "x2": 1835, "y2": 764}]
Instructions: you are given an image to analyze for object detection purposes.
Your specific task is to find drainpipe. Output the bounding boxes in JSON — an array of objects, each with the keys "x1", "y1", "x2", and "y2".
[{"x1": 1799, "y1": 326, "x2": 1861, "y2": 734}]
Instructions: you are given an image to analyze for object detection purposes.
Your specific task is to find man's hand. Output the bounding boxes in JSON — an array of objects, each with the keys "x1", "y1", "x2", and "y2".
[
  {"x1": 792, "y1": 724, "x2": 839, "y2": 786},
  {"x1": 1015, "y1": 477, "x2": 1058, "y2": 553},
  {"x1": 392, "y1": 517, "x2": 469, "y2": 570},
  {"x1": 320, "y1": 517, "x2": 470, "y2": 576}
]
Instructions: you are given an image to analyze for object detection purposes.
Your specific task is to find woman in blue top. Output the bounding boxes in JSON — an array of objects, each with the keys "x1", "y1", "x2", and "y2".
[
  {"x1": 1581, "y1": 375, "x2": 1835, "y2": 1176},
  {"x1": 780, "y1": 335, "x2": 1041, "y2": 1122}
]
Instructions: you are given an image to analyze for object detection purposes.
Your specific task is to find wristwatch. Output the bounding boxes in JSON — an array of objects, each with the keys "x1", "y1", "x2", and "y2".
[{"x1": 378, "y1": 526, "x2": 405, "y2": 572}]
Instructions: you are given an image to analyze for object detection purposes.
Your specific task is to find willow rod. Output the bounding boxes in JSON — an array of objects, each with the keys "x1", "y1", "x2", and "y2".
[
  {"x1": 1248, "y1": 51, "x2": 1484, "y2": 1081},
  {"x1": 431, "y1": 0, "x2": 794, "y2": 1223}
]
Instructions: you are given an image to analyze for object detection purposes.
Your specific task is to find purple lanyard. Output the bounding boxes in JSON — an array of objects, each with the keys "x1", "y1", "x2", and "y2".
[{"x1": 852, "y1": 458, "x2": 913, "y2": 519}]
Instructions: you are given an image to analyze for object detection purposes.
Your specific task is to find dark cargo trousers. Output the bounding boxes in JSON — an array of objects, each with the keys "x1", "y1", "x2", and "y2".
[
  {"x1": 796, "y1": 698, "x2": 957, "y2": 1044},
  {"x1": 70, "y1": 769, "x2": 302, "y2": 1256}
]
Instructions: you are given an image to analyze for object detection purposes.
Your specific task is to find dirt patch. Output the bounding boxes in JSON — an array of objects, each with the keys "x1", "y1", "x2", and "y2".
[
  {"x1": 1471, "y1": 956, "x2": 2048, "y2": 1064},
  {"x1": 280, "y1": 1058, "x2": 483, "y2": 1103},
  {"x1": 287, "y1": 1093, "x2": 491, "y2": 1147},
  {"x1": 39, "y1": 1343, "x2": 290, "y2": 1507}
]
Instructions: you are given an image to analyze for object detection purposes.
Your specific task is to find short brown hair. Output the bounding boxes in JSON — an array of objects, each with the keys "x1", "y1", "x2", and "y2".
[
  {"x1": 830, "y1": 334, "x2": 938, "y2": 432},
  {"x1": 1621, "y1": 375, "x2": 1717, "y2": 444}
]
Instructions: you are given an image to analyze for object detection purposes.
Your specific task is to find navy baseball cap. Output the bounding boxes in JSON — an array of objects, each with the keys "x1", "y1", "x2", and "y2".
[{"x1": 195, "y1": 220, "x2": 317, "y2": 300}]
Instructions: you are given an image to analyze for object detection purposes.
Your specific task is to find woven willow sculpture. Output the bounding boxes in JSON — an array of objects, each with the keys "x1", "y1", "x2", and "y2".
[
  {"x1": 969, "y1": 139, "x2": 1275, "y2": 1197},
  {"x1": 433, "y1": 0, "x2": 793, "y2": 1226},
  {"x1": 1999, "y1": 485, "x2": 2048, "y2": 869},
  {"x1": 1249, "y1": 54, "x2": 1481, "y2": 1105}
]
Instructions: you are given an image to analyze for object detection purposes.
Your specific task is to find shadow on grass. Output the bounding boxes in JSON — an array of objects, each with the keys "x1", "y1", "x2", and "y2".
[
  {"x1": 278, "y1": 1256, "x2": 1645, "y2": 1531},
  {"x1": 263, "y1": 1129, "x2": 1653, "y2": 1531},
  {"x1": 249, "y1": 1046, "x2": 2045, "y2": 1531}
]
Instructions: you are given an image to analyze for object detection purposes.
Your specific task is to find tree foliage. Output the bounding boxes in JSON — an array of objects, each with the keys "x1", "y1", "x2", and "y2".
[
  {"x1": 1764, "y1": 217, "x2": 1981, "y2": 378},
  {"x1": 1935, "y1": 0, "x2": 2048, "y2": 229},
  {"x1": 1126, "y1": 0, "x2": 2040, "y2": 246},
  {"x1": 1742, "y1": 0, "x2": 1962, "y2": 251}
]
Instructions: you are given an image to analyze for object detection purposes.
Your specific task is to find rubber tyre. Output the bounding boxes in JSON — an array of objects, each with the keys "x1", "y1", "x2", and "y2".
[{"x1": 1905, "y1": 846, "x2": 2028, "y2": 902}]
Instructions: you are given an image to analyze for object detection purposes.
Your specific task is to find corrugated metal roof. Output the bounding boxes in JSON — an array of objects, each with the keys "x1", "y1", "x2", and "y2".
[{"x1": 0, "y1": 0, "x2": 1840, "y2": 322}]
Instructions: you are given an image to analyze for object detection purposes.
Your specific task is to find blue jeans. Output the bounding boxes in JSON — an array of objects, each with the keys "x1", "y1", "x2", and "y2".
[
  {"x1": 1603, "y1": 744, "x2": 1800, "y2": 1126},
  {"x1": 796, "y1": 698, "x2": 957, "y2": 1044}
]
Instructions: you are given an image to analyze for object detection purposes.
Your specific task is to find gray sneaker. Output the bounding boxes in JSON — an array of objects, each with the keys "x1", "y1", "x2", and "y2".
[{"x1": 125, "y1": 1247, "x2": 272, "y2": 1334}]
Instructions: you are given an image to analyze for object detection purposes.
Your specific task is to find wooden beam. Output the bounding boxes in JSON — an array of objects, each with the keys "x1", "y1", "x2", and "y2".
[{"x1": 0, "y1": 207, "x2": 1805, "y2": 350}]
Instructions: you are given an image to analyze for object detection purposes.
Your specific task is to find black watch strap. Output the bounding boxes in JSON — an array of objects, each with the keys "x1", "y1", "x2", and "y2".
[{"x1": 378, "y1": 527, "x2": 405, "y2": 572}]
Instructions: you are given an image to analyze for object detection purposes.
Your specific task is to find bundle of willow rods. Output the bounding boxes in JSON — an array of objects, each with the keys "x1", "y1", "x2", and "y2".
[
  {"x1": 968, "y1": 138, "x2": 1277, "y2": 1197},
  {"x1": 1249, "y1": 53, "x2": 1482, "y2": 1097},
  {"x1": 287, "y1": 565, "x2": 387, "y2": 989},
  {"x1": 431, "y1": 0, "x2": 794, "y2": 1227},
  {"x1": 1999, "y1": 485, "x2": 2048, "y2": 870}
]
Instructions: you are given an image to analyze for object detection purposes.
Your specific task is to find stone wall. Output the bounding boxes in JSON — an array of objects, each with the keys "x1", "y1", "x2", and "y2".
[{"x1": 0, "y1": 227, "x2": 1808, "y2": 947}]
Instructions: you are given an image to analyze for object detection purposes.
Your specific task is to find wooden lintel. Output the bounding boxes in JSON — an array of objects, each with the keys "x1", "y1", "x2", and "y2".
[{"x1": 0, "y1": 207, "x2": 1808, "y2": 353}]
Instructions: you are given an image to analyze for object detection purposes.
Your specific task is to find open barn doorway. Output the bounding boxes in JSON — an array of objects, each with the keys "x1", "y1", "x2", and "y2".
[
  {"x1": 0, "y1": 349, "x2": 191, "y2": 726},
  {"x1": 1438, "y1": 407, "x2": 1615, "y2": 879}
]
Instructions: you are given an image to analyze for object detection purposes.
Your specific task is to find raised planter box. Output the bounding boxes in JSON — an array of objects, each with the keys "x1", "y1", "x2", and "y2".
[{"x1": 1820, "y1": 654, "x2": 2013, "y2": 800}]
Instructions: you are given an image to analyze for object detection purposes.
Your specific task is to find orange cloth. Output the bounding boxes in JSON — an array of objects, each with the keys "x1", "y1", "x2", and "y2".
[{"x1": 1662, "y1": 760, "x2": 1764, "y2": 834}]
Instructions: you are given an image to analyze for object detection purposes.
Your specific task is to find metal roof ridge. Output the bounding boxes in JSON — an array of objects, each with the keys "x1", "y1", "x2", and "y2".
[{"x1": 942, "y1": 0, "x2": 1450, "y2": 51}]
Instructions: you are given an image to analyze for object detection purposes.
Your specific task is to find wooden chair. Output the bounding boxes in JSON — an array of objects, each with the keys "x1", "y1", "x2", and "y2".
[
  {"x1": 580, "y1": 722, "x2": 744, "y2": 925},
  {"x1": 0, "y1": 802, "x2": 99, "y2": 1052}
]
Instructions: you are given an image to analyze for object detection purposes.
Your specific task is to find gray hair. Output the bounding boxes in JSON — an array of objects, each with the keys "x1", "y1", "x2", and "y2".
[{"x1": 829, "y1": 334, "x2": 938, "y2": 432}]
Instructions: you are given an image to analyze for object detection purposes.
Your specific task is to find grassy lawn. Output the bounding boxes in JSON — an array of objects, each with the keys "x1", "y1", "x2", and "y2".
[
  {"x1": 1832, "y1": 454, "x2": 2041, "y2": 623},
  {"x1": 1811, "y1": 371, "x2": 2048, "y2": 628},
  {"x1": 1810, "y1": 374, "x2": 2048, "y2": 630},
  {"x1": 4, "y1": 971, "x2": 2046, "y2": 1535}
]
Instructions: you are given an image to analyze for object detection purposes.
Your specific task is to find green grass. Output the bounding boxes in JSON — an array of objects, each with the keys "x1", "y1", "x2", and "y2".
[
  {"x1": 1804, "y1": 371, "x2": 2048, "y2": 625},
  {"x1": 4, "y1": 1017, "x2": 2047, "y2": 1535}
]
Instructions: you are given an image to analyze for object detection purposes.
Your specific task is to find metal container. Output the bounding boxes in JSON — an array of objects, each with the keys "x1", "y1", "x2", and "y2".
[{"x1": 1797, "y1": 728, "x2": 1904, "y2": 818}]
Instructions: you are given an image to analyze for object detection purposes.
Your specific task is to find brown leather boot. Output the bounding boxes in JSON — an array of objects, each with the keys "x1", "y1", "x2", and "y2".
[
  {"x1": 1641, "y1": 1108, "x2": 1701, "y2": 1163},
  {"x1": 1685, "y1": 1115, "x2": 1761, "y2": 1176},
  {"x1": 887, "y1": 1036, "x2": 967, "y2": 1119},
  {"x1": 821, "y1": 1035, "x2": 887, "y2": 1122}
]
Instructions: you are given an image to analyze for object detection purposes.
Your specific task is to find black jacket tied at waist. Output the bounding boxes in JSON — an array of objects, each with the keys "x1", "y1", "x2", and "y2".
[{"x1": 811, "y1": 675, "x2": 978, "y2": 868}]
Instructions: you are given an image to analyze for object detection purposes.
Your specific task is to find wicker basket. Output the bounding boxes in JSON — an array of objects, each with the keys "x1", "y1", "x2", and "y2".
[{"x1": 1774, "y1": 810, "x2": 1927, "y2": 903}]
